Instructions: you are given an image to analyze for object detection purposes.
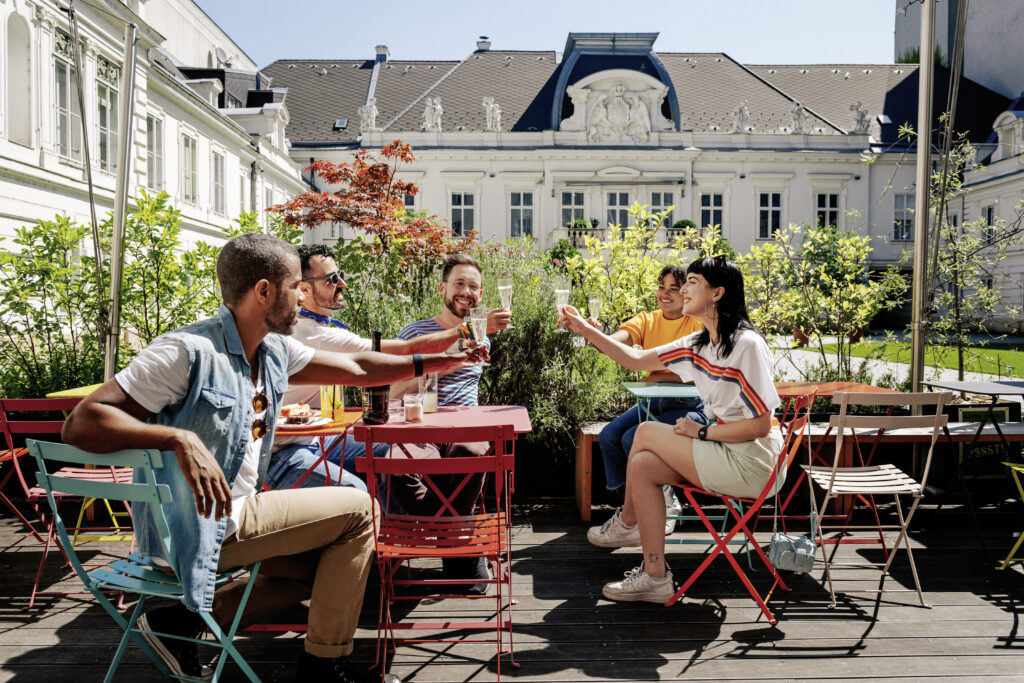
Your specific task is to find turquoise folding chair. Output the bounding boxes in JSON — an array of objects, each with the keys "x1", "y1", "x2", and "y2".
[{"x1": 29, "y1": 440, "x2": 262, "y2": 683}]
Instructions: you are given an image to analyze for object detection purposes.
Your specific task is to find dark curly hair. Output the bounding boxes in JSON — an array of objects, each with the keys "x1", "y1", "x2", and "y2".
[
  {"x1": 686, "y1": 256, "x2": 757, "y2": 358},
  {"x1": 297, "y1": 243, "x2": 335, "y2": 278}
]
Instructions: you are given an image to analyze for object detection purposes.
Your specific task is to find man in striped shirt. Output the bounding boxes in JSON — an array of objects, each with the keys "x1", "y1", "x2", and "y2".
[{"x1": 391, "y1": 254, "x2": 510, "y2": 593}]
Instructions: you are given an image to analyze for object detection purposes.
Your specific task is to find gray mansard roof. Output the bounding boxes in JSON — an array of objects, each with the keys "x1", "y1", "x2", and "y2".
[{"x1": 262, "y1": 40, "x2": 1009, "y2": 148}]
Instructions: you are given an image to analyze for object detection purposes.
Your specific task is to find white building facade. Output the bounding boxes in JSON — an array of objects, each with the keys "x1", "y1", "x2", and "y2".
[{"x1": 0, "y1": 0, "x2": 304, "y2": 251}]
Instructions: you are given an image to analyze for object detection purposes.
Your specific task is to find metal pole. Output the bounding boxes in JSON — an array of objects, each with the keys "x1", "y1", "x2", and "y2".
[
  {"x1": 911, "y1": 0, "x2": 935, "y2": 394},
  {"x1": 67, "y1": 3, "x2": 105, "y2": 318},
  {"x1": 103, "y1": 22, "x2": 138, "y2": 380}
]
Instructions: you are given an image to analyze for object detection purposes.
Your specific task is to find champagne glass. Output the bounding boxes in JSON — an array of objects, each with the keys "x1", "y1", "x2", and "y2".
[
  {"x1": 497, "y1": 277, "x2": 514, "y2": 330},
  {"x1": 588, "y1": 297, "x2": 602, "y2": 324},
  {"x1": 468, "y1": 307, "x2": 491, "y2": 366},
  {"x1": 553, "y1": 277, "x2": 570, "y2": 333}
]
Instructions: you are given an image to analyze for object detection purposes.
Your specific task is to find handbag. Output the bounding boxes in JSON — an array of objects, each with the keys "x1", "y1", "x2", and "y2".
[{"x1": 768, "y1": 418, "x2": 817, "y2": 574}]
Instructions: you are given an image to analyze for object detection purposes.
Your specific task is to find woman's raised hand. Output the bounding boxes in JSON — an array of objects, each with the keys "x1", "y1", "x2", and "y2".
[{"x1": 557, "y1": 304, "x2": 590, "y2": 333}]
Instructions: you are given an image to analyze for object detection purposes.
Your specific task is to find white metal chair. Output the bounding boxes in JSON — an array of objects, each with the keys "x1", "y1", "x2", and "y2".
[{"x1": 804, "y1": 391, "x2": 950, "y2": 608}]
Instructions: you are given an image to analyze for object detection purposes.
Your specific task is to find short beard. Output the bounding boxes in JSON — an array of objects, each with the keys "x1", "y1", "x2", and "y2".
[
  {"x1": 314, "y1": 289, "x2": 345, "y2": 311},
  {"x1": 444, "y1": 295, "x2": 471, "y2": 319},
  {"x1": 266, "y1": 291, "x2": 297, "y2": 334}
]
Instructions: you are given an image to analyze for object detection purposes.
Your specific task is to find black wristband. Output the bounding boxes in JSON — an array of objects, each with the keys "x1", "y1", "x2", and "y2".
[
  {"x1": 698, "y1": 424, "x2": 709, "y2": 441},
  {"x1": 412, "y1": 354, "x2": 424, "y2": 377}
]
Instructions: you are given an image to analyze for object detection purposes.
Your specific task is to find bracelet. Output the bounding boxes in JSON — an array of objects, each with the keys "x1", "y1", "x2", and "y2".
[
  {"x1": 412, "y1": 354, "x2": 424, "y2": 377},
  {"x1": 458, "y1": 322, "x2": 472, "y2": 339}
]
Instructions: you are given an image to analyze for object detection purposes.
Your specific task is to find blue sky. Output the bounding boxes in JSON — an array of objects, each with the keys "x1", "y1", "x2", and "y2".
[{"x1": 196, "y1": 0, "x2": 897, "y2": 69}]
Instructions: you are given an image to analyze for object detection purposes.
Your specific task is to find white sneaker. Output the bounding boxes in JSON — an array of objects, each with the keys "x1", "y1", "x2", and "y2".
[
  {"x1": 664, "y1": 485, "x2": 683, "y2": 535},
  {"x1": 602, "y1": 566, "x2": 676, "y2": 603},
  {"x1": 587, "y1": 509, "x2": 641, "y2": 548}
]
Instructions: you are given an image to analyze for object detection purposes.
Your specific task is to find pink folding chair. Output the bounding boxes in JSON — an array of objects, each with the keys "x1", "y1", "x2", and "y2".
[
  {"x1": 1, "y1": 398, "x2": 134, "y2": 608},
  {"x1": 666, "y1": 393, "x2": 815, "y2": 625},
  {"x1": 355, "y1": 422, "x2": 518, "y2": 680}
]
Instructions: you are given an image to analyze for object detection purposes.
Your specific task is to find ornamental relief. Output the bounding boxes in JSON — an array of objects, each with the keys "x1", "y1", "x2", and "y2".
[
  {"x1": 97, "y1": 55, "x2": 121, "y2": 86},
  {"x1": 559, "y1": 77, "x2": 673, "y2": 144}
]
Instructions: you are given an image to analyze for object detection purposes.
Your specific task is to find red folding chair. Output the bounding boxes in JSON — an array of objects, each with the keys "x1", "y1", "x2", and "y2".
[
  {"x1": 355, "y1": 423, "x2": 518, "y2": 681},
  {"x1": 0, "y1": 398, "x2": 134, "y2": 608},
  {"x1": 666, "y1": 392, "x2": 815, "y2": 625}
]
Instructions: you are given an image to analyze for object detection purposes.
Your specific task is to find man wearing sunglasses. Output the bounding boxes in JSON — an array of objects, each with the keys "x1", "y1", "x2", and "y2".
[
  {"x1": 267, "y1": 244, "x2": 503, "y2": 492},
  {"x1": 62, "y1": 234, "x2": 480, "y2": 682}
]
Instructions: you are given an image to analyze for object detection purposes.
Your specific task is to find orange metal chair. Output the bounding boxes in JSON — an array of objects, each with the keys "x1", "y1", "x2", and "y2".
[
  {"x1": 666, "y1": 392, "x2": 815, "y2": 625},
  {"x1": 355, "y1": 422, "x2": 518, "y2": 680},
  {"x1": 0, "y1": 398, "x2": 134, "y2": 608}
]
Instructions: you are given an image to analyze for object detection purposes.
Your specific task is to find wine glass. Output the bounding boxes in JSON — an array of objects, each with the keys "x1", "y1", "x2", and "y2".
[
  {"x1": 588, "y1": 296, "x2": 603, "y2": 332},
  {"x1": 553, "y1": 277, "x2": 570, "y2": 333},
  {"x1": 468, "y1": 307, "x2": 491, "y2": 366},
  {"x1": 497, "y1": 277, "x2": 514, "y2": 330}
]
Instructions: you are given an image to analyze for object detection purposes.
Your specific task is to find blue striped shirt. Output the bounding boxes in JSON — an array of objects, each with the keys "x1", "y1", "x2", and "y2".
[{"x1": 397, "y1": 317, "x2": 485, "y2": 406}]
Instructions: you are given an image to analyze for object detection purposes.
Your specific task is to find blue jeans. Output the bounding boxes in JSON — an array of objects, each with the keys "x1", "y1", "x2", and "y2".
[
  {"x1": 267, "y1": 433, "x2": 389, "y2": 492},
  {"x1": 598, "y1": 397, "x2": 709, "y2": 491}
]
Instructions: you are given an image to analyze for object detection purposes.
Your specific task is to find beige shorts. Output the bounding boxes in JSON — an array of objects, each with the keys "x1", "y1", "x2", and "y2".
[{"x1": 691, "y1": 427, "x2": 785, "y2": 500}]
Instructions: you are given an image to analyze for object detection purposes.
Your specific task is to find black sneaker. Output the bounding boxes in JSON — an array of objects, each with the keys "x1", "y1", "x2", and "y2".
[
  {"x1": 295, "y1": 651, "x2": 401, "y2": 682},
  {"x1": 442, "y1": 556, "x2": 493, "y2": 595},
  {"x1": 137, "y1": 604, "x2": 213, "y2": 681}
]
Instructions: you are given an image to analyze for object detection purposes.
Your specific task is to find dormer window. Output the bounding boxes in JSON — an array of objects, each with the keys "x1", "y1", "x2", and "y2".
[{"x1": 333, "y1": 118, "x2": 348, "y2": 131}]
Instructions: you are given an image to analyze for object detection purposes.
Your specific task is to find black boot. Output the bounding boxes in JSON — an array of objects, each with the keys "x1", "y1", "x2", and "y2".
[
  {"x1": 295, "y1": 651, "x2": 401, "y2": 682},
  {"x1": 137, "y1": 604, "x2": 213, "y2": 681}
]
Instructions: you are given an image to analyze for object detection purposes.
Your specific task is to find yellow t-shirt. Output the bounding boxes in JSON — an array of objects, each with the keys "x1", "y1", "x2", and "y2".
[{"x1": 619, "y1": 311, "x2": 703, "y2": 380}]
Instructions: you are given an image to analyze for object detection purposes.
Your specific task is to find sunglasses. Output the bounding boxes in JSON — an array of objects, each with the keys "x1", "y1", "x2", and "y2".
[
  {"x1": 302, "y1": 271, "x2": 345, "y2": 287},
  {"x1": 251, "y1": 391, "x2": 269, "y2": 441}
]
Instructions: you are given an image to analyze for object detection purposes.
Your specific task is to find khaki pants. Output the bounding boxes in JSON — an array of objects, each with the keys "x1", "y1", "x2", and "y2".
[{"x1": 211, "y1": 486, "x2": 377, "y2": 658}]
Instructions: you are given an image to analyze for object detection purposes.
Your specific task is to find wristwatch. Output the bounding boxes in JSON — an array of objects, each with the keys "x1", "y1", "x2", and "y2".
[{"x1": 697, "y1": 424, "x2": 710, "y2": 441}]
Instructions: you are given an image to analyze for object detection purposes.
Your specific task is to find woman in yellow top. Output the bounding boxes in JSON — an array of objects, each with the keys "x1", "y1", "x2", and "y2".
[{"x1": 595, "y1": 265, "x2": 708, "y2": 530}]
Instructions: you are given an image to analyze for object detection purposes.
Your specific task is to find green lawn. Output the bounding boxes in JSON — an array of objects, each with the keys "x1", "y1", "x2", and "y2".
[{"x1": 820, "y1": 341, "x2": 1024, "y2": 376}]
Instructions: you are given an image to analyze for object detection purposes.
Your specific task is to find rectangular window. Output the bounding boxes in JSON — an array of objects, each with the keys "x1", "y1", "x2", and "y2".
[
  {"x1": 450, "y1": 192, "x2": 475, "y2": 236},
  {"x1": 146, "y1": 116, "x2": 164, "y2": 190},
  {"x1": 650, "y1": 191, "x2": 674, "y2": 227},
  {"x1": 607, "y1": 191, "x2": 630, "y2": 227},
  {"x1": 239, "y1": 173, "x2": 247, "y2": 215},
  {"x1": 54, "y1": 57, "x2": 82, "y2": 161},
  {"x1": 510, "y1": 192, "x2": 533, "y2": 238},
  {"x1": 700, "y1": 193, "x2": 724, "y2": 230},
  {"x1": 894, "y1": 193, "x2": 914, "y2": 241},
  {"x1": 211, "y1": 152, "x2": 226, "y2": 215},
  {"x1": 758, "y1": 192, "x2": 782, "y2": 239},
  {"x1": 97, "y1": 82, "x2": 118, "y2": 171},
  {"x1": 264, "y1": 187, "x2": 274, "y2": 222},
  {"x1": 982, "y1": 205, "x2": 995, "y2": 239},
  {"x1": 403, "y1": 194, "x2": 416, "y2": 210},
  {"x1": 816, "y1": 192, "x2": 839, "y2": 227},
  {"x1": 561, "y1": 191, "x2": 584, "y2": 226},
  {"x1": 181, "y1": 134, "x2": 197, "y2": 204}
]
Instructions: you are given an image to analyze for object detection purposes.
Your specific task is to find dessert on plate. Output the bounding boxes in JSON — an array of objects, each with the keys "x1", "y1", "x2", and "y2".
[{"x1": 279, "y1": 402, "x2": 312, "y2": 424}]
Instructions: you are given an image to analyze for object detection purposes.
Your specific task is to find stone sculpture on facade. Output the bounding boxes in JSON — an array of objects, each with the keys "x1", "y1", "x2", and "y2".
[
  {"x1": 483, "y1": 96, "x2": 502, "y2": 132},
  {"x1": 730, "y1": 100, "x2": 751, "y2": 133},
  {"x1": 790, "y1": 101, "x2": 808, "y2": 134},
  {"x1": 849, "y1": 101, "x2": 870, "y2": 134},
  {"x1": 586, "y1": 83, "x2": 650, "y2": 143},
  {"x1": 422, "y1": 97, "x2": 443, "y2": 131},
  {"x1": 358, "y1": 97, "x2": 379, "y2": 132}
]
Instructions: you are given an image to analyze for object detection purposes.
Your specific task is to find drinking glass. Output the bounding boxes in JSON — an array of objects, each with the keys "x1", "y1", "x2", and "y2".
[
  {"x1": 403, "y1": 393, "x2": 424, "y2": 423},
  {"x1": 388, "y1": 398, "x2": 403, "y2": 421},
  {"x1": 497, "y1": 277, "x2": 514, "y2": 329},
  {"x1": 588, "y1": 297, "x2": 603, "y2": 323},
  {"x1": 468, "y1": 307, "x2": 491, "y2": 366},
  {"x1": 553, "y1": 277, "x2": 570, "y2": 333}
]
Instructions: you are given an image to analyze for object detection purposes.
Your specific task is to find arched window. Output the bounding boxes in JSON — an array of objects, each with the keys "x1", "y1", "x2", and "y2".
[{"x1": 6, "y1": 12, "x2": 32, "y2": 146}]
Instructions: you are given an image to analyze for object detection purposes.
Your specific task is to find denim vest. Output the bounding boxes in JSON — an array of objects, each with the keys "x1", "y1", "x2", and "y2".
[{"x1": 133, "y1": 305, "x2": 290, "y2": 612}]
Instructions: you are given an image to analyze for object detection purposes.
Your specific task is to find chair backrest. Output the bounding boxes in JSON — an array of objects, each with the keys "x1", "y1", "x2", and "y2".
[
  {"x1": 763, "y1": 392, "x2": 815, "y2": 504},
  {"x1": 0, "y1": 398, "x2": 83, "y2": 491},
  {"x1": 27, "y1": 439, "x2": 175, "y2": 580},
  {"x1": 828, "y1": 391, "x2": 951, "y2": 486},
  {"x1": 355, "y1": 423, "x2": 516, "y2": 519}
]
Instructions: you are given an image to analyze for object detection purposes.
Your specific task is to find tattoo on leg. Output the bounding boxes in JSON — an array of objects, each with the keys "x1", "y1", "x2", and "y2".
[{"x1": 647, "y1": 553, "x2": 660, "y2": 566}]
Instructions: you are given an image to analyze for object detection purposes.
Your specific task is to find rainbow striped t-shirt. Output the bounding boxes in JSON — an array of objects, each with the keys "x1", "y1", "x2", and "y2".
[
  {"x1": 397, "y1": 317, "x2": 486, "y2": 407},
  {"x1": 655, "y1": 329, "x2": 779, "y2": 423}
]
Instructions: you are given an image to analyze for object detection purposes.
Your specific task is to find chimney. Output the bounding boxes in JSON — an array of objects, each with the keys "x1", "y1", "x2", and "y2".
[
  {"x1": 476, "y1": 35, "x2": 491, "y2": 52},
  {"x1": 375, "y1": 45, "x2": 390, "y2": 63}
]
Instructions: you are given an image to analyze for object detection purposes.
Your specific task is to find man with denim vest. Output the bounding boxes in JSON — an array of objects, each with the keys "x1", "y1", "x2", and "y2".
[{"x1": 62, "y1": 234, "x2": 478, "y2": 682}]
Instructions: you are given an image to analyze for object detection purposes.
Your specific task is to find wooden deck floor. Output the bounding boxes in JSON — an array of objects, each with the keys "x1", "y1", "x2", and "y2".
[{"x1": 1, "y1": 498, "x2": 1023, "y2": 682}]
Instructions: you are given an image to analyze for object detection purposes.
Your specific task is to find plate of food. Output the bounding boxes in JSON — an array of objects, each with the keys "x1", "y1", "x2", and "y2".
[{"x1": 276, "y1": 403, "x2": 331, "y2": 429}]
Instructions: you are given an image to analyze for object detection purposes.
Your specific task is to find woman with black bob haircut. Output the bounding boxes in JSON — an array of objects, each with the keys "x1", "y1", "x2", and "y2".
[{"x1": 559, "y1": 255, "x2": 781, "y2": 604}]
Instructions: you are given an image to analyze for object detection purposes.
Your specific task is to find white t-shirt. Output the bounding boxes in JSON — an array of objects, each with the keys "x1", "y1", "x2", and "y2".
[
  {"x1": 114, "y1": 334, "x2": 314, "y2": 536},
  {"x1": 273, "y1": 316, "x2": 372, "y2": 450},
  {"x1": 654, "y1": 328, "x2": 780, "y2": 424}
]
